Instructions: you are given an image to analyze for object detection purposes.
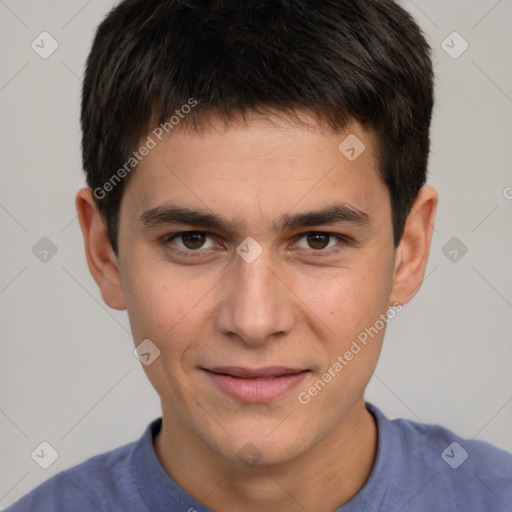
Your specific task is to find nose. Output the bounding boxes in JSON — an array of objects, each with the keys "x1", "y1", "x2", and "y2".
[{"x1": 213, "y1": 250, "x2": 297, "y2": 346}]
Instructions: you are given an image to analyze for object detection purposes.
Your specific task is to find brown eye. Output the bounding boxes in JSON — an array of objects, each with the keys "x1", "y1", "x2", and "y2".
[
  {"x1": 294, "y1": 232, "x2": 346, "y2": 255},
  {"x1": 180, "y1": 232, "x2": 207, "y2": 249},
  {"x1": 164, "y1": 231, "x2": 219, "y2": 258},
  {"x1": 306, "y1": 232, "x2": 331, "y2": 250}
]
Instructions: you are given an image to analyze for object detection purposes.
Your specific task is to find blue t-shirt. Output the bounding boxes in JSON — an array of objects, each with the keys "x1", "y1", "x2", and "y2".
[{"x1": 5, "y1": 403, "x2": 512, "y2": 511}]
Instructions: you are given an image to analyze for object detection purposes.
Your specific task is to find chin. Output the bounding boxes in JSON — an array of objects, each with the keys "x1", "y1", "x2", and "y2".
[{"x1": 202, "y1": 417, "x2": 317, "y2": 468}]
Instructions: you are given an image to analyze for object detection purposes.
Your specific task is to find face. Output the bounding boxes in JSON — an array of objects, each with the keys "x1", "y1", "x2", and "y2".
[{"x1": 115, "y1": 112, "x2": 399, "y2": 465}]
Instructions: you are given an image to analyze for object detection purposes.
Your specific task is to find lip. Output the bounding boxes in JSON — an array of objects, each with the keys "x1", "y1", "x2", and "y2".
[{"x1": 202, "y1": 366, "x2": 310, "y2": 403}]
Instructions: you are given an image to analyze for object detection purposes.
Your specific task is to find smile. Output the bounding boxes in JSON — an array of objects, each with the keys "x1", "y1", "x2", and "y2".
[{"x1": 202, "y1": 366, "x2": 310, "y2": 403}]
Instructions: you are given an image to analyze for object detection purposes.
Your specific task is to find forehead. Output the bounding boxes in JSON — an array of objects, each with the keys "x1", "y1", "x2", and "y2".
[{"x1": 120, "y1": 111, "x2": 389, "y2": 231}]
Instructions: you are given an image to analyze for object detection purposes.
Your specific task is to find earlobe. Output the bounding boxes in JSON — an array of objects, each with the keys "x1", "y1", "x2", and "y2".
[
  {"x1": 75, "y1": 188, "x2": 126, "y2": 311},
  {"x1": 390, "y1": 185, "x2": 438, "y2": 306}
]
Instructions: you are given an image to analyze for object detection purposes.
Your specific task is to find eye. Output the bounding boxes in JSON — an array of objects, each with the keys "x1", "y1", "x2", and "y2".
[
  {"x1": 294, "y1": 232, "x2": 346, "y2": 253},
  {"x1": 165, "y1": 231, "x2": 218, "y2": 253},
  {"x1": 163, "y1": 230, "x2": 350, "y2": 260}
]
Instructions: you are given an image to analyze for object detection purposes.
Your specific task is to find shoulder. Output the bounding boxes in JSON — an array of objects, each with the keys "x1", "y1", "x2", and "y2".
[
  {"x1": 392, "y1": 413, "x2": 512, "y2": 478},
  {"x1": 4, "y1": 436, "x2": 145, "y2": 512},
  {"x1": 370, "y1": 404, "x2": 512, "y2": 511}
]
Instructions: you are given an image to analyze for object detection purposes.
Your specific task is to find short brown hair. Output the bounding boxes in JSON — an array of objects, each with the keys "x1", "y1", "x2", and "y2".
[{"x1": 81, "y1": 0, "x2": 434, "y2": 254}]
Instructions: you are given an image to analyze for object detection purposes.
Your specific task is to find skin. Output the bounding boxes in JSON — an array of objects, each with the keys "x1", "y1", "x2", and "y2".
[{"x1": 76, "y1": 110, "x2": 437, "y2": 512}]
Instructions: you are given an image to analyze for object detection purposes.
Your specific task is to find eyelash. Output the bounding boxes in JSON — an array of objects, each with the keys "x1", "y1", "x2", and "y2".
[{"x1": 162, "y1": 231, "x2": 351, "y2": 259}]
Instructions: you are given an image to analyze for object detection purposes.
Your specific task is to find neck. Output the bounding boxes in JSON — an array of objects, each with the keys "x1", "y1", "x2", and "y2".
[{"x1": 154, "y1": 399, "x2": 377, "y2": 512}]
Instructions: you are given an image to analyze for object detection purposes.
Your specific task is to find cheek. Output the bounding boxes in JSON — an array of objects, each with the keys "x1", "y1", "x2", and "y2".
[
  {"x1": 123, "y1": 261, "x2": 220, "y2": 356},
  {"x1": 123, "y1": 265, "x2": 185, "y2": 342},
  {"x1": 123, "y1": 267, "x2": 206, "y2": 396},
  {"x1": 294, "y1": 262, "x2": 392, "y2": 339}
]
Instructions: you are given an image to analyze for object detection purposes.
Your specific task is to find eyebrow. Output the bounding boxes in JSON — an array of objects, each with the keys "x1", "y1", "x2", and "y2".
[{"x1": 138, "y1": 203, "x2": 371, "y2": 233}]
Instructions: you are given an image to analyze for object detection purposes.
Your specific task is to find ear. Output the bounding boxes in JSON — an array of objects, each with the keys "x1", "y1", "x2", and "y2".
[
  {"x1": 390, "y1": 185, "x2": 438, "y2": 306},
  {"x1": 75, "y1": 188, "x2": 126, "y2": 310}
]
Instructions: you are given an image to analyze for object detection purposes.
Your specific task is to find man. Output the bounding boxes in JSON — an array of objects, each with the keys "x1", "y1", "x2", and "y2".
[{"x1": 7, "y1": 0, "x2": 512, "y2": 510}]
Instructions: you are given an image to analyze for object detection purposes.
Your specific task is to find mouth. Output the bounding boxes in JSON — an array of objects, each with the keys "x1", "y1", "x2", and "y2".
[{"x1": 202, "y1": 366, "x2": 310, "y2": 402}]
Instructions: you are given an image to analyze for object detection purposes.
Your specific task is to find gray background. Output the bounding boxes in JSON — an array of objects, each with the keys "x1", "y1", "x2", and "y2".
[{"x1": 1, "y1": 0, "x2": 511, "y2": 508}]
